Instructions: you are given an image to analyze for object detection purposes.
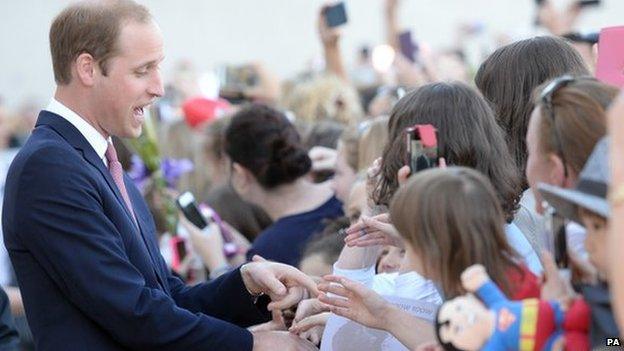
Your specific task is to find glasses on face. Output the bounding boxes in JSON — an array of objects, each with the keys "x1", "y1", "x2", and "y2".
[{"x1": 539, "y1": 75, "x2": 593, "y2": 179}]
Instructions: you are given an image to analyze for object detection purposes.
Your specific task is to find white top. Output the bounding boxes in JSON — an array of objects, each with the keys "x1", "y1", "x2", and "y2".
[
  {"x1": 505, "y1": 223, "x2": 543, "y2": 275},
  {"x1": 45, "y1": 98, "x2": 111, "y2": 166},
  {"x1": 332, "y1": 263, "x2": 443, "y2": 305},
  {"x1": 514, "y1": 189, "x2": 544, "y2": 253},
  {"x1": 566, "y1": 221, "x2": 588, "y2": 261}
]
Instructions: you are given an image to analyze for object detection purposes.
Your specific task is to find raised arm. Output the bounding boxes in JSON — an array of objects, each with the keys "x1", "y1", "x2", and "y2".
[
  {"x1": 384, "y1": 0, "x2": 400, "y2": 52},
  {"x1": 318, "y1": 5, "x2": 348, "y2": 81}
]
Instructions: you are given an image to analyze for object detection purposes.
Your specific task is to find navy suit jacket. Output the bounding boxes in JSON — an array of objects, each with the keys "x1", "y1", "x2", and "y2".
[{"x1": 2, "y1": 111, "x2": 269, "y2": 350}]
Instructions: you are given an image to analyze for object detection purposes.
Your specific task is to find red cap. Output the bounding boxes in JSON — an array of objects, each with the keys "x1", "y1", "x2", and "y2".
[{"x1": 182, "y1": 97, "x2": 231, "y2": 129}]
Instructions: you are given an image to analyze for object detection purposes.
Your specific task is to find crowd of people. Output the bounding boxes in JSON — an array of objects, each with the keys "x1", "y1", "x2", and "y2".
[{"x1": 0, "y1": 0, "x2": 623, "y2": 350}]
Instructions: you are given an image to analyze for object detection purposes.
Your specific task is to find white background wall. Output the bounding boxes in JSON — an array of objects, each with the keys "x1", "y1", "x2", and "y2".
[{"x1": 1, "y1": 0, "x2": 622, "y2": 109}]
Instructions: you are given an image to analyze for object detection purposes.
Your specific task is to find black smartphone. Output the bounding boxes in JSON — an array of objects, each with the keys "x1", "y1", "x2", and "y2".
[
  {"x1": 552, "y1": 212, "x2": 568, "y2": 269},
  {"x1": 324, "y1": 2, "x2": 348, "y2": 28},
  {"x1": 577, "y1": 0, "x2": 601, "y2": 8},
  {"x1": 176, "y1": 192, "x2": 209, "y2": 230},
  {"x1": 398, "y1": 31, "x2": 418, "y2": 63},
  {"x1": 405, "y1": 124, "x2": 438, "y2": 173}
]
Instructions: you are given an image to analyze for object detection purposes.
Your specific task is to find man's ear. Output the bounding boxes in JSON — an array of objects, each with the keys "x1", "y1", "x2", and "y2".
[{"x1": 73, "y1": 53, "x2": 97, "y2": 87}]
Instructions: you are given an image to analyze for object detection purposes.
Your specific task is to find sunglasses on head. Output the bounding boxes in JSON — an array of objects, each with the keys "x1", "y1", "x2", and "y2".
[{"x1": 539, "y1": 75, "x2": 596, "y2": 178}]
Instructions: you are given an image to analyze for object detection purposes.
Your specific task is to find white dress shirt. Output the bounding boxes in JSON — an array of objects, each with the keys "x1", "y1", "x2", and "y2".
[{"x1": 45, "y1": 98, "x2": 111, "y2": 166}]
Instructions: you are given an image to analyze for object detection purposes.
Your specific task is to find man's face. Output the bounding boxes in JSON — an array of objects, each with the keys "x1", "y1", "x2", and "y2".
[{"x1": 92, "y1": 20, "x2": 164, "y2": 138}]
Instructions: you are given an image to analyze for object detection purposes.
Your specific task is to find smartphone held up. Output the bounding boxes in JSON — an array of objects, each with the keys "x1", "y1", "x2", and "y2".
[
  {"x1": 323, "y1": 2, "x2": 348, "y2": 28},
  {"x1": 405, "y1": 124, "x2": 439, "y2": 174},
  {"x1": 176, "y1": 191, "x2": 210, "y2": 230}
]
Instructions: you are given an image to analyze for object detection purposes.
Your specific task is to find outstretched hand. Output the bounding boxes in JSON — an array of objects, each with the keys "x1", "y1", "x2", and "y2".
[
  {"x1": 317, "y1": 275, "x2": 394, "y2": 331},
  {"x1": 289, "y1": 312, "x2": 330, "y2": 335},
  {"x1": 344, "y1": 213, "x2": 403, "y2": 248},
  {"x1": 241, "y1": 255, "x2": 319, "y2": 311}
]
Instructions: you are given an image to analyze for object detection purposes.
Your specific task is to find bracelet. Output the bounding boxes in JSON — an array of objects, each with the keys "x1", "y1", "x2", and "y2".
[
  {"x1": 249, "y1": 291, "x2": 265, "y2": 304},
  {"x1": 609, "y1": 183, "x2": 624, "y2": 207}
]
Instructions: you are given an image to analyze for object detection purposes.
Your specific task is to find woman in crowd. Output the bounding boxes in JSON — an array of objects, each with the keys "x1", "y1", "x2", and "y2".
[
  {"x1": 371, "y1": 81, "x2": 542, "y2": 274},
  {"x1": 475, "y1": 36, "x2": 589, "y2": 182},
  {"x1": 202, "y1": 115, "x2": 272, "y2": 242},
  {"x1": 475, "y1": 36, "x2": 590, "y2": 251},
  {"x1": 224, "y1": 104, "x2": 344, "y2": 266},
  {"x1": 526, "y1": 76, "x2": 618, "y2": 253}
]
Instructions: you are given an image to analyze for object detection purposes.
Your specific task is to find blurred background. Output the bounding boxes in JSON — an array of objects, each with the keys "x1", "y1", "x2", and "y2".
[{"x1": 1, "y1": 0, "x2": 622, "y2": 109}]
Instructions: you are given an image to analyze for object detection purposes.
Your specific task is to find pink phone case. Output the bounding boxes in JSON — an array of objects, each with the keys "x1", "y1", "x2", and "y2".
[{"x1": 595, "y1": 26, "x2": 624, "y2": 88}]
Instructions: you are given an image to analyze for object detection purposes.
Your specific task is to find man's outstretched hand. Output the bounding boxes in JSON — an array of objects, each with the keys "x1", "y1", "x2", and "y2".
[{"x1": 241, "y1": 255, "x2": 319, "y2": 311}]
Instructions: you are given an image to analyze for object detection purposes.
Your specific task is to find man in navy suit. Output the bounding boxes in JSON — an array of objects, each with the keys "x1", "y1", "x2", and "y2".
[{"x1": 2, "y1": 1, "x2": 318, "y2": 350}]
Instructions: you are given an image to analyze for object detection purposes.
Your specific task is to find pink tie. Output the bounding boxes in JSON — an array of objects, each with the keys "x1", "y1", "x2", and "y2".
[{"x1": 105, "y1": 142, "x2": 136, "y2": 223}]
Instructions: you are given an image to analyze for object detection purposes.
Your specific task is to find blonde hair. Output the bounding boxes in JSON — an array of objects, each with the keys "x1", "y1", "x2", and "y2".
[
  {"x1": 282, "y1": 74, "x2": 363, "y2": 126},
  {"x1": 357, "y1": 116, "x2": 388, "y2": 172},
  {"x1": 336, "y1": 116, "x2": 389, "y2": 177}
]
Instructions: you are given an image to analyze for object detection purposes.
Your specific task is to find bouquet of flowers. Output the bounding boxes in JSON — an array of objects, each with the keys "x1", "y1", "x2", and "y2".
[{"x1": 125, "y1": 111, "x2": 193, "y2": 235}]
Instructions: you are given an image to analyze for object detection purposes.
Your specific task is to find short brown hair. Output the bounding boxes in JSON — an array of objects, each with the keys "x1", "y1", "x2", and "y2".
[
  {"x1": 390, "y1": 167, "x2": 521, "y2": 298},
  {"x1": 50, "y1": 0, "x2": 151, "y2": 85},
  {"x1": 533, "y1": 78, "x2": 618, "y2": 176}
]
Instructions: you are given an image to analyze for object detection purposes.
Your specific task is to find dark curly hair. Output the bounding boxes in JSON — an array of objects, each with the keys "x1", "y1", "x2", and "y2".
[
  {"x1": 224, "y1": 104, "x2": 311, "y2": 189},
  {"x1": 373, "y1": 82, "x2": 522, "y2": 223}
]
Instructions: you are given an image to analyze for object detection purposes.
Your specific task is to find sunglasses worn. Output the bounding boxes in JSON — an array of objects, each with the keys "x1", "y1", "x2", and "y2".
[{"x1": 539, "y1": 75, "x2": 596, "y2": 179}]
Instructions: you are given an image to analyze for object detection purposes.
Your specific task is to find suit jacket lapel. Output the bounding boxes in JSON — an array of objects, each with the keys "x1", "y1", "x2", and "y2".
[
  {"x1": 36, "y1": 111, "x2": 137, "y2": 226},
  {"x1": 37, "y1": 111, "x2": 168, "y2": 291}
]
